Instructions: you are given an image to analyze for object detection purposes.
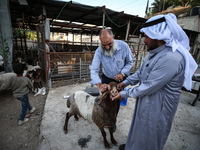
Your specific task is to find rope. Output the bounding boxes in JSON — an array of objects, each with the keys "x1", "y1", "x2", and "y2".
[
  {"x1": 0, "y1": 32, "x2": 20, "y2": 38},
  {"x1": 14, "y1": 32, "x2": 20, "y2": 38},
  {"x1": 102, "y1": 9, "x2": 127, "y2": 28}
]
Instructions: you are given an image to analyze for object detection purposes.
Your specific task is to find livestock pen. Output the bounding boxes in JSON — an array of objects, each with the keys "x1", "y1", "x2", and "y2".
[
  {"x1": 47, "y1": 37, "x2": 148, "y2": 88},
  {"x1": 12, "y1": 25, "x2": 148, "y2": 88}
]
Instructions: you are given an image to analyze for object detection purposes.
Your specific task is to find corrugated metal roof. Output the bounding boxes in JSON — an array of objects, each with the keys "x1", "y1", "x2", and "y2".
[{"x1": 9, "y1": 0, "x2": 147, "y2": 37}]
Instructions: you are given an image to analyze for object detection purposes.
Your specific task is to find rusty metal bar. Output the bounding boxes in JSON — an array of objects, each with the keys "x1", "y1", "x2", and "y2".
[
  {"x1": 128, "y1": 24, "x2": 140, "y2": 40},
  {"x1": 22, "y1": 12, "x2": 28, "y2": 58},
  {"x1": 47, "y1": 51, "x2": 95, "y2": 54},
  {"x1": 103, "y1": 6, "x2": 105, "y2": 29},
  {"x1": 85, "y1": 43, "x2": 93, "y2": 61},
  {"x1": 46, "y1": 41, "x2": 66, "y2": 64},
  {"x1": 91, "y1": 29, "x2": 93, "y2": 50},
  {"x1": 125, "y1": 20, "x2": 131, "y2": 41},
  {"x1": 33, "y1": 32, "x2": 34, "y2": 47},
  {"x1": 43, "y1": 26, "x2": 48, "y2": 87},
  {"x1": 50, "y1": 21, "x2": 102, "y2": 31},
  {"x1": 135, "y1": 34, "x2": 142, "y2": 72},
  {"x1": 49, "y1": 40, "x2": 99, "y2": 45},
  {"x1": 36, "y1": 26, "x2": 41, "y2": 64}
]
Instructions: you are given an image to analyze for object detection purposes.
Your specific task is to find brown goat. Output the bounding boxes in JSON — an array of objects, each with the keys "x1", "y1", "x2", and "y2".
[
  {"x1": 63, "y1": 82, "x2": 120, "y2": 149},
  {"x1": 32, "y1": 68, "x2": 43, "y2": 92}
]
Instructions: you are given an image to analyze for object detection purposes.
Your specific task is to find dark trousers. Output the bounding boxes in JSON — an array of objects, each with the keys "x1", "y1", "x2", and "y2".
[
  {"x1": 16, "y1": 94, "x2": 32, "y2": 121},
  {"x1": 101, "y1": 74, "x2": 126, "y2": 116}
]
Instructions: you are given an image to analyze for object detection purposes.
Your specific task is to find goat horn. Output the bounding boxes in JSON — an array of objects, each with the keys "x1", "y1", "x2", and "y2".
[
  {"x1": 99, "y1": 90, "x2": 108, "y2": 104},
  {"x1": 98, "y1": 97, "x2": 103, "y2": 104}
]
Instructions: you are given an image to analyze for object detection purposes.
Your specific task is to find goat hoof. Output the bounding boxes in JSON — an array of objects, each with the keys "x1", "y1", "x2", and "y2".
[
  {"x1": 64, "y1": 130, "x2": 68, "y2": 134},
  {"x1": 63, "y1": 127, "x2": 68, "y2": 134},
  {"x1": 105, "y1": 146, "x2": 110, "y2": 149},
  {"x1": 111, "y1": 139, "x2": 117, "y2": 145},
  {"x1": 105, "y1": 143, "x2": 110, "y2": 149},
  {"x1": 74, "y1": 115, "x2": 79, "y2": 121}
]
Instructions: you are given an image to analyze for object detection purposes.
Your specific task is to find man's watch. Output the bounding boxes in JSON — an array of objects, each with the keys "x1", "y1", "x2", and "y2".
[{"x1": 121, "y1": 73, "x2": 126, "y2": 77}]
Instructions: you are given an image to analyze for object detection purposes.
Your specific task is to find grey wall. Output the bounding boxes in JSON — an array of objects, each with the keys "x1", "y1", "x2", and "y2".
[{"x1": 0, "y1": 0, "x2": 13, "y2": 72}]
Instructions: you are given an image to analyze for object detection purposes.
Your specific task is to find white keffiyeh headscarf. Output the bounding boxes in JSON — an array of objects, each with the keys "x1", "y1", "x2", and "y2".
[{"x1": 140, "y1": 13, "x2": 197, "y2": 91}]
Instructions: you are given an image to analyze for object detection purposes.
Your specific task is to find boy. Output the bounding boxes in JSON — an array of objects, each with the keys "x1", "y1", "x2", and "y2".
[{"x1": 0, "y1": 63, "x2": 35, "y2": 126}]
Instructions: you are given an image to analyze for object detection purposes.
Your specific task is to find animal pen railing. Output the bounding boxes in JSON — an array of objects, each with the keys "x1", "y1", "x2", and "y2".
[
  {"x1": 47, "y1": 38, "x2": 148, "y2": 88},
  {"x1": 35, "y1": 24, "x2": 148, "y2": 87},
  {"x1": 49, "y1": 52, "x2": 95, "y2": 86}
]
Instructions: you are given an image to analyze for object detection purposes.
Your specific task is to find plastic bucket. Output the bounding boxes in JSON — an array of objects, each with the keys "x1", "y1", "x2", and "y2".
[{"x1": 120, "y1": 87, "x2": 128, "y2": 106}]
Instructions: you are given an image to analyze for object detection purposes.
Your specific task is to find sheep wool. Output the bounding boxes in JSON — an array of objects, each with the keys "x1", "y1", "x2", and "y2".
[
  {"x1": 0, "y1": 72, "x2": 16, "y2": 86},
  {"x1": 73, "y1": 91, "x2": 95, "y2": 122}
]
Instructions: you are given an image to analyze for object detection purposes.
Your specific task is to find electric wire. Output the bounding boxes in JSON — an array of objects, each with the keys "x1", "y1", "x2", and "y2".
[
  {"x1": 115, "y1": 0, "x2": 139, "y2": 10},
  {"x1": 105, "y1": 12, "x2": 127, "y2": 28},
  {"x1": 51, "y1": 2, "x2": 69, "y2": 25}
]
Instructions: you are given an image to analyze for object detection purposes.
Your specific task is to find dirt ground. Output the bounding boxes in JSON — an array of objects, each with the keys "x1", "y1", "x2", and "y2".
[
  {"x1": 0, "y1": 89, "x2": 47, "y2": 150},
  {"x1": 0, "y1": 81, "x2": 200, "y2": 150}
]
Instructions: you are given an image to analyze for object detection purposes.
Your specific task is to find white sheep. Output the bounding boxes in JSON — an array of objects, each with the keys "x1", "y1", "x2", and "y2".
[
  {"x1": 0, "y1": 72, "x2": 17, "y2": 86},
  {"x1": 0, "y1": 63, "x2": 30, "y2": 86}
]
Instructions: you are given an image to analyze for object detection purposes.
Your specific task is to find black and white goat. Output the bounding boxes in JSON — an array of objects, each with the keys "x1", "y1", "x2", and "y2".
[{"x1": 25, "y1": 66, "x2": 43, "y2": 92}]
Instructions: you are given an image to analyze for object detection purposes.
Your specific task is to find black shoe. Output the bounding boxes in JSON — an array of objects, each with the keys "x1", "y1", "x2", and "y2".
[
  {"x1": 119, "y1": 144, "x2": 126, "y2": 150},
  {"x1": 112, "y1": 125, "x2": 116, "y2": 132}
]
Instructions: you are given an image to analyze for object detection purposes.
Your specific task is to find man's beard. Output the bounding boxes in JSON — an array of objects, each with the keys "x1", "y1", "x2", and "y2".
[
  {"x1": 100, "y1": 41, "x2": 117, "y2": 57},
  {"x1": 146, "y1": 40, "x2": 159, "y2": 51}
]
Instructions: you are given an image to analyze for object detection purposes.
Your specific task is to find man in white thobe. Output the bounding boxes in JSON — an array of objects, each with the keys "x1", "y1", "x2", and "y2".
[{"x1": 112, "y1": 13, "x2": 198, "y2": 150}]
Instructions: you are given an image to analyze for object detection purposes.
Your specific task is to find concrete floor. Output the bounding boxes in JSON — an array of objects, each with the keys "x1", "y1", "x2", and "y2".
[{"x1": 37, "y1": 82, "x2": 200, "y2": 150}]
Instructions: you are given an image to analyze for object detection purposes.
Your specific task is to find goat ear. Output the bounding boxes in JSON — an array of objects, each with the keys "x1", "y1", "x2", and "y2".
[
  {"x1": 117, "y1": 84, "x2": 122, "y2": 91},
  {"x1": 99, "y1": 91, "x2": 108, "y2": 104}
]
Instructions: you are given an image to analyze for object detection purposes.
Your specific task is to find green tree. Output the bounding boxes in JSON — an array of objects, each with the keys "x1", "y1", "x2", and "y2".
[
  {"x1": 149, "y1": 0, "x2": 200, "y2": 16},
  {"x1": 151, "y1": 0, "x2": 165, "y2": 14},
  {"x1": 13, "y1": 29, "x2": 37, "y2": 40},
  {"x1": 164, "y1": 0, "x2": 190, "y2": 8},
  {"x1": 189, "y1": 0, "x2": 200, "y2": 8}
]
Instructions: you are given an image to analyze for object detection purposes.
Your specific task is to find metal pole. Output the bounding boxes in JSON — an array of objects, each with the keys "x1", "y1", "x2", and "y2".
[
  {"x1": 125, "y1": 20, "x2": 131, "y2": 41},
  {"x1": 43, "y1": 26, "x2": 48, "y2": 88},
  {"x1": 80, "y1": 58, "x2": 81, "y2": 83},
  {"x1": 46, "y1": 41, "x2": 66, "y2": 64},
  {"x1": 102, "y1": 6, "x2": 105, "y2": 29},
  {"x1": 135, "y1": 34, "x2": 141, "y2": 72}
]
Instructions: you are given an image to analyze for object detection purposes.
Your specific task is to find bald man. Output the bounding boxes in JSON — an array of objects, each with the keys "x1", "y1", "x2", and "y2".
[{"x1": 90, "y1": 29, "x2": 134, "y2": 132}]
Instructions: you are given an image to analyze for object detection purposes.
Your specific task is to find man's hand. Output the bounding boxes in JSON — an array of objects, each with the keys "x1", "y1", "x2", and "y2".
[
  {"x1": 114, "y1": 73, "x2": 123, "y2": 82},
  {"x1": 112, "y1": 93, "x2": 121, "y2": 101},
  {"x1": 117, "y1": 82, "x2": 126, "y2": 91},
  {"x1": 96, "y1": 83, "x2": 108, "y2": 93}
]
